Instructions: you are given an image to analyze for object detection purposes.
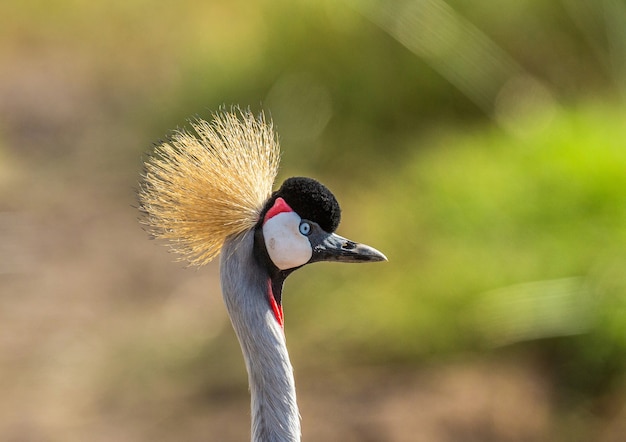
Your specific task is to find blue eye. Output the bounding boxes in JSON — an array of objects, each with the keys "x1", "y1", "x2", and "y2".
[{"x1": 299, "y1": 222, "x2": 311, "y2": 236}]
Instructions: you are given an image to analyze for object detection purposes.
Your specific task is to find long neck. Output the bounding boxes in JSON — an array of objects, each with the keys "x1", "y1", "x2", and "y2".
[{"x1": 220, "y1": 231, "x2": 301, "y2": 442}]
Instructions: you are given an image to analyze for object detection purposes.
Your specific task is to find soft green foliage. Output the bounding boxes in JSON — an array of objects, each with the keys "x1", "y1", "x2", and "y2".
[{"x1": 292, "y1": 104, "x2": 626, "y2": 393}]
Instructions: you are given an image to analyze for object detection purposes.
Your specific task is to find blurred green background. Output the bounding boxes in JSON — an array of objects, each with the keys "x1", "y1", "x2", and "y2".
[{"x1": 1, "y1": 0, "x2": 625, "y2": 440}]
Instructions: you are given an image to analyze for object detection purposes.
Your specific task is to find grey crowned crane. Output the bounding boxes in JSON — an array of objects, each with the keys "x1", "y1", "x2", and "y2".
[{"x1": 139, "y1": 109, "x2": 386, "y2": 442}]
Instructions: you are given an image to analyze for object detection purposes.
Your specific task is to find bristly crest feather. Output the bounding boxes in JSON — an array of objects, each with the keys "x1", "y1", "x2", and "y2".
[{"x1": 138, "y1": 109, "x2": 280, "y2": 266}]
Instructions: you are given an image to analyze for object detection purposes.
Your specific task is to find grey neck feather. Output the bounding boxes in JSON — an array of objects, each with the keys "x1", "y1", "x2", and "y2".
[{"x1": 220, "y1": 231, "x2": 301, "y2": 442}]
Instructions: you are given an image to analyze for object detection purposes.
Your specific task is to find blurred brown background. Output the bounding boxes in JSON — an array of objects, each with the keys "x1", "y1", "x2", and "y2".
[{"x1": 1, "y1": 0, "x2": 625, "y2": 441}]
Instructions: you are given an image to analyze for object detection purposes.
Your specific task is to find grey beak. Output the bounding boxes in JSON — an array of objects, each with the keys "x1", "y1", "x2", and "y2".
[{"x1": 310, "y1": 232, "x2": 387, "y2": 264}]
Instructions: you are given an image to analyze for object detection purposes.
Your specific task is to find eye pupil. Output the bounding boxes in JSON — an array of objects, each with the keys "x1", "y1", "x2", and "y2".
[{"x1": 299, "y1": 222, "x2": 311, "y2": 235}]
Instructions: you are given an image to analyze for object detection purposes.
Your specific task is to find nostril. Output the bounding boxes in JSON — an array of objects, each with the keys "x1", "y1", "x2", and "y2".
[{"x1": 342, "y1": 241, "x2": 356, "y2": 250}]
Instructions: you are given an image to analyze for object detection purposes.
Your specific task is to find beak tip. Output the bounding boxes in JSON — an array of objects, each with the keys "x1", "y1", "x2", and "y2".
[
  {"x1": 374, "y1": 249, "x2": 388, "y2": 262},
  {"x1": 358, "y1": 244, "x2": 387, "y2": 263}
]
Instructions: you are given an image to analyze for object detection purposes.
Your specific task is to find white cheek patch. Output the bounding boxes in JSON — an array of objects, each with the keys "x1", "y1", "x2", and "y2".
[{"x1": 263, "y1": 212, "x2": 313, "y2": 270}]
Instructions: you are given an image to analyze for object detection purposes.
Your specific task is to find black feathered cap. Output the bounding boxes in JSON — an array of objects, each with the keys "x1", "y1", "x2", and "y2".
[{"x1": 261, "y1": 177, "x2": 341, "y2": 233}]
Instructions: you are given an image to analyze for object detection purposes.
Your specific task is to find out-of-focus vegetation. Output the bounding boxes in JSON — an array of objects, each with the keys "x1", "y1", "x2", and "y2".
[
  {"x1": 1, "y1": 0, "x2": 625, "y2": 441},
  {"x1": 294, "y1": 103, "x2": 626, "y2": 378}
]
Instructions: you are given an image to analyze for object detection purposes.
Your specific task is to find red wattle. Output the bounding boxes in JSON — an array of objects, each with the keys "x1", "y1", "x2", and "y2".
[
  {"x1": 267, "y1": 279, "x2": 284, "y2": 327},
  {"x1": 264, "y1": 197, "x2": 293, "y2": 224}
]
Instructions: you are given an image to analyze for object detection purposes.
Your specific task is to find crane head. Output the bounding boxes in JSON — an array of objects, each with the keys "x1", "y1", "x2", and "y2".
[
  {"x1": 139, "y1": 109, "x2": 386, "y2": 274},
  {"x1": 255, "y1": 176, "x2": 387, "y2": 272}
]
